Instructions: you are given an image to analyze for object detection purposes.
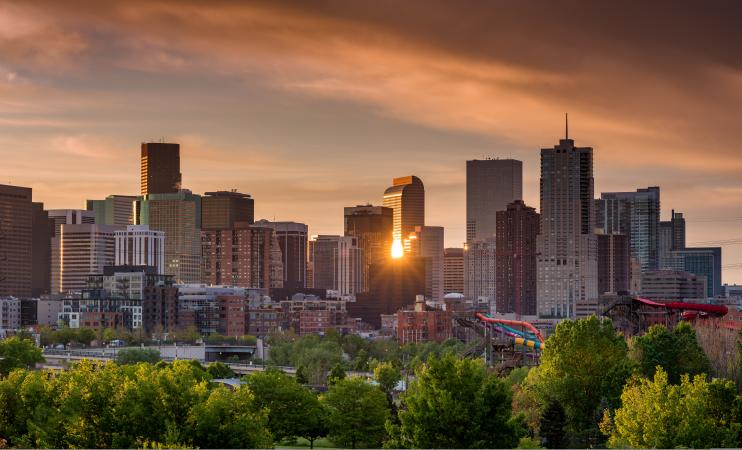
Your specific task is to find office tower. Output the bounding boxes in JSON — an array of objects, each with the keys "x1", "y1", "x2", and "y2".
[
  {"x1": 668, "y1": 247, "x2": 722, "y2": 298},
  {"x1": 641, "y1": 270, "x2": 706, "y2": 301},
  {"x1": 134, "y1": 190, "x2": 202, "y2": 284},
  {"x1": 630, "y1": 257, "x2": 642, "y2": 294},
  {"x1": 310, "y1": 235, "x2": 362, "y2": 296},
  {"x1": 536, "y1": 122, "x2": 598, "y2": 318},
  {"x1": 407, "y1": 226, "x2": 444, "y2": 303},
  {"x1": 115, "y1": 225, "x2": 165, "y2": 274},
  {"x1": 140, "y1": 142, "x2": 181, "y2": 195},
  {"x1": 31, "y1": 202, "x2": 52, "y2": 297},
  {"x1": 383, "y1": 176, "x2": 425, "y2": 251},
  {"x1": 464, "y1": 238, "x2": 496, "y2": 309},
  {"x1": 47, "y1": 209, "x2": 96, "y2": 293},
  {"x1": 86, "y1": 195, "x2": 138, "y2": 226},
  {"x1": 201, "y1": 190, "x2": 254, "y2": 230},
  {"x1": 595, "y1": 187, "x2": 660, "y2": 271},
  {"x1": 659, "y1": 210, "x2": 686, "y2": 268},
  {"x1": 495, "y1": 200, "x2": 539, "y2": 316},
  {"x1": 253, "y1": 220, "x2": 308, "y2": 289},
  {"x1": 596, "y1": 233, "x2": 631, "y2": 295},
  {"x1": 58, "y1": 224, "x2": 121, "y2": 293},
  {"x1": 0, "y1": 184, "x2": 32, "y2": 297},
  {"x1": 466, "y1": 159, "x2": 523, "y2": 242},
  {"x1": 202, "y1": 223, "x2": 277, "y2": 288},
  {"x1": 443, "y1": 248, "x2": 464, "y2": 295},
  {"x1": 344, "y1": 204, "x2": 393, "y2": 291}
]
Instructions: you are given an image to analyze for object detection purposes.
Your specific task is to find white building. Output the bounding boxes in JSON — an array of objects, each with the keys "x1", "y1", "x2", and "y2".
[
  {"x1": 48, "y1": 209, "x2": 96, "y2": 293},
  {"x1": 58, "y1": 223, "x2": 122, "y2": 294},
  {"x1": 464, "y1": 238, "x2": 497, "y2": 311},
  {"x1": 115, "y1": 225, "x2": 165, "y2": 274},
  {"x1": 407, "y1": 226, "x2": 444, "y2": 303},
  {"x1": 0, "y1": 297, "x2": 21, "y2": 332}
]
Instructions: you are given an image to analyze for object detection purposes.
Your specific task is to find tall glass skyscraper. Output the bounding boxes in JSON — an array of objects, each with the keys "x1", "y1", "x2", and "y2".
[{"x1": 382, "y1": 176, "x2": 425, "y2": 252}]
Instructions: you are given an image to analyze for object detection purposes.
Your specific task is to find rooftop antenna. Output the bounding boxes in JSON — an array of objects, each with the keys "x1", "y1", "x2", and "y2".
[{"x1": 565, "y1": 112, "x2": 569, "y2": 139}]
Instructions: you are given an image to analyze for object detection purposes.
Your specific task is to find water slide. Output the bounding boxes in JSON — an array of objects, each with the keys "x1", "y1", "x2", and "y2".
[
  {"x1": 475, "y1": 313, "x2": 545, "y2": 350},
  {"x1": 632, "y1": 297, "x2": 728, "y2": 316}
]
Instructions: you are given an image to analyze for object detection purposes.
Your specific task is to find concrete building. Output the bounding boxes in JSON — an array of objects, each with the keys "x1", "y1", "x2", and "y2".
[
  {"x1": 536, "y1": 124, "x2": 598, "y2": 318},
  {"x1": 31, "y1": 203, "x2": 53, "y2": 297},
  {"x1": 407, "y1": 226, "x2": 444, "y2": 303},
  {"x1": 641, "y1": 270, "x2": 707, "y2": 301},
  {"x1": 140, "y1": 142, "x2": 181, "y2": 195},
  {"x1": 37, "y1": 297, "x2": 63, "y2": 326},
  {"x1": 344, "y1": 204, "x2": 393, "y2": 291},
  {"x1": 443, "y1": 248, "x2": 464, "y2": 295},
  {"x1": 115, "y1": 225, "x2": 165, "y2": 274},
  {"x1": 397, "y1": 295, "x2": 452, "y2": 345},
  {"x1": 667, "y1": 247, "x2": 722, "y2": 298},
  {"x1": 0, "y1": 184, "x2": 33, "y2": 298},
  {"x1": 464, "y1": 238, "x2": 496, "y2": 311},
  {"x1": 0, "y1": 297, "x2": 21, "y2": 332},
  {"x1": 201, "y1": 190, "x2": 254, "y2": 230},
  {"x1": 383, "y1": 176, "x2": 425, "y2": 253},
  {"x1": 86, "y1": 195, "x2": 138, "y2": 226},
  {"x1": 597, "y1": 233, "x2": 631, "y2": 295},
  {"x1": 58, "y1": 224, "x2": 121, "y2": 293},
  {"x1": 202, "y1": 224, "x2": 278, "y2": 289},
  {"x1": 176, "y1": 285, "x2": 248, "y2": 335},
  {"x1": 466, "y1": 159, "x2": 523, "y2": 242},
  {"x1": 496, "y1": 200, "x2": 539, "y2": 316},
  {"x1": 659, "y1": 210, "x2": 686, "y2": 269},
  {"x1": 595, "y1": 187, "x2": 660, "y2": 271},
  {"x1": 310, "y1": 235, "x2": 363, "y2": 296},
  {"x1": 253, "y1": 220, "x2": 307, "y2": 289},
  {"x1": 217, "y1": 295, "x2": 248, "y2": 337},
  {"x1": 48, "y1": 209, "x2": 96, "y2": 293},
  {"x1": 135, "y1": 190, "x2": 202, "y2": 284}
]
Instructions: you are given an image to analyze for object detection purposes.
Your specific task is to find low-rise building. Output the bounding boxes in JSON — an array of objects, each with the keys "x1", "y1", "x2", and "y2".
[
  {"x1": 0, "y1": 297, "x2": 22, "y2": 332},
  {"x1": 396, "y1": 295, "x2": 452, "y2": 345}
]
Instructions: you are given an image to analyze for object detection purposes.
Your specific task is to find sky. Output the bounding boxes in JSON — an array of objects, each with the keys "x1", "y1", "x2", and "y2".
[{"x1": 1, "y1": 1, "x2": 742, "y2": 282}]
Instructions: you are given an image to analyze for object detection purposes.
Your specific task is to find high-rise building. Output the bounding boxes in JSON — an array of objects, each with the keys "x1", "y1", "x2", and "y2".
[
  {"x1": 443, "y1": 248, "x2": 464, "y2": 295},
  {"x1": 407, "y1": 226, "x2": 444, "y2": 303},
  {"x1": 253, "y1": 220, "x2": 308, "y2": 289},
  {"x1": 495, "y1": 200, "x2": 539, "y2": 316},
  {"x1": 201, "y1": 190, "x2": 254, "y2": 230},
  {"x1": 0, "y1": 184, "x2": 33, "y2": 297},
  {"x1": 31, "y1": 202, "x2": 52, "y2": 297},
  {"x1": 641, "y1": 270, "x2": 706, "y2": 301},
  {"x1": 595, "y1": 187, "x2": 660, "y2": 271},
  {"x1": 310, "y1": 235, "x2": 362, "y2": 296},
  {"x1": 659, "y1": 210, "x2": 686, "y2": 268},
  {"x1": 466, "y1": 159, "x2": 523, "y2": 242},
  {"x1": 536, "y1": 122, "x2": 598, "y2": 318},
  {"x1": 464, "y1": 238, "x2": 496, "y2": 310},
  {"x1": 383, "y1": 176, "x2": 424, "y2": 252},
  {"x1": 86, "y1": 195, "x2": 138, "y2": 226},
  {"x1": 140, "y1": 142, "x2": 181, "y2": 195},
  {"x1": 115, "y1": 225, "x2": 165, "y2": 274},
  {"x1": 344, "y1": 205, "x2": 393, "y2": 291},
  {"x1": 596, "y1": 233, "x2": 631, "y2": 295},
  {"x1": 134, "y1": 190, "x2": 202, "y2": 284},
  {"x1": 58, "y1": 224, "x2": 121, "y2": 293},
  {"x1": 48, "y1": 209, "x2": 96, "y2": 293},
  {"x1": 668, "y1": 247, "x2": 722, "y2": 298}
]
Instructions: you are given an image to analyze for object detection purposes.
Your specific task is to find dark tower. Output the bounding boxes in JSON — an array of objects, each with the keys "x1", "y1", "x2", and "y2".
[{"x1": 140, "y1": 142, "x2": 182, "y2": 195}]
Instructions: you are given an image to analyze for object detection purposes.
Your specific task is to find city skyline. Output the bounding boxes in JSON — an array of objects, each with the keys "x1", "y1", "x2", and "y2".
[{"x1": 1, "y1": 1, "x2": 741, "y2": 281}]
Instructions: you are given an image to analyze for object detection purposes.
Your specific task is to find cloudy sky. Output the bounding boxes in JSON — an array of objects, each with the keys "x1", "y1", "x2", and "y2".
[{"x1": 2, "y1": 1, "x2": 741, "y2": 281}]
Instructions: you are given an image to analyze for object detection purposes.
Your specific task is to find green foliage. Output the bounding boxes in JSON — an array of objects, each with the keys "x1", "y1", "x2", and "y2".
[
  {"x1": 504, "y1": 366, "x2": 530, "y2": 387},
  {"x1": 323, "y1": 377, "x2": 389, "y2": 448},
  {"x1": 270, "y1": 335, "x2": 343, "y2": 385},
  {"x1": 295, "y1": 365, "x2": 309, "y2": 384},
  {"x1": 524, "y1": 316, "x2": 632, "y2": 445},
  {"x1": 602, "y1": 367, "x2": 740, "y2": 448},
  {"x1": 0, "y1": 337, "x2": 44, "y2": 376},
  {"x1": 206, "y1": 361, "x2": 235, "y2": 379},
  {"x1": 517, "y1": 436, "x2": 543, "y2": 448},
  {"x1": 204, "y1": 333, "x2": 258, "y2": 346},
  {"x1": 115, "y1": 348, "x2": 161, "y2": 365},
  {"x1": 247, "y1": 369, "x2": 327, "y2": 446},
  {"x1": 539, "y1": 400, "x2": 566, "y2": 449},
  {"x1": 394, "y1": 354, "x2": 523, "y2": 449},
  {"x1": 373, "y1": 361, "x2": 401, "y2": 396},
  {"x1": 630, "y1": 322, "x2": 712, "y2": 383},
  {"x1": 328, "y1": 363, "x2": 346, "y2": 385}
]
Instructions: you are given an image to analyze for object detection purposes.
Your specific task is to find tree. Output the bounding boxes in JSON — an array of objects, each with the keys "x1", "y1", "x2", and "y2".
[
  {"x1": 395, "y1": 354, "x2": 522, "y2": 449},
  {"x1": 323, "y1": 378, "x2": 389, "y2": 448},
  {"x1": 524, "y1": 316, "x2": 632, "y2": 446},
  {"x1": 539, "y1": 401, "x2": 566, "y2": 449},
  {"x1": 206, "y1": 362, "x2": 235, "y2": 379},
  {"x1": 602, "y1": 368, "x2": 739, "y2": 448},
  {"x1": 115, "y1": 348, "x2": 161, "y2": 365},
  {"x1": 630, "y1": 322, "x2": 712, "y2": 384},
  {"x1": 328, "y1": 363, "x2": 346, "y2": 385},
  {"x1": 295, "y1": 365, "x2": 309, "y2": 384},
  {"x1": 247, "y1": 369, "x2": 327, "y2": 445},
  {"x1": 373, "y1": 361, "x2": 401, "y2": 419},
  {"x1": 0, "y1": 337, "x2": 44, "y2": 376},
  {"x1": 76, "y1": 328, "x2": 97, "y2": 346}
]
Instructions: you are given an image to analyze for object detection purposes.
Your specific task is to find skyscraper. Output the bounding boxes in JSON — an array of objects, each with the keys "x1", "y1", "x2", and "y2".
[
  {"x1": 668, "y1": 247, "x2": 722, "y2": 298},
  {"x1": 86, "y1": 195, "x2": 138, "y2": 226},
  {"x1": 48, "y1": 209, "x2": 96, "y2": 293},
  {"x1": 115, "y1": 225, "x2": 165, "y2": 274},
  {"x1": 58, "y1": 224, "x2": 121, "y2": 293},
  {"x1": 383, "y1": 176, "x2": 424, "y2": 252},
  {"x1": 596, "y1": 233, "x2": 631, "y2": 295},
  {"x1": 659, "y1": 210, "x2": 686, "y2": 268},
  {"x1": 254, "y1": 220, "x2": 308, "y2": 289},
  {"x1": 201, "y1": 223, "x2": 278, "y2": 288},
  {"x1": 140, "y1": 142, "x2": 181, "y2": 195},
  {"x1": 201, "y1": 190, "x2": 254, "y2": 230},
  {"x1": 464, "y1": 238, "x2": 496, "y2": 309},
  {"x1": 443, "y1": 248, "x2": 464, "y2": 295},
  {"x1": 536, "y1": 121, "x2": 598, "y2": 318},
  {"x1": 31, "y1": 202, "x2": 53, "y2": 297},
  {"x1": 595, "y1": 187, "x2": 660, "y2": 271},
  {"x1": 0, "y1": 184, "x2": 33, "y2": 297},
  {"x1": 134, "y1": 190, "x2": 202, "y2": 284},
  {"x1": 466, "y1": 159, "x2": 523, "y2": 242},
  {"x1": 407, "y1": 226, "x2": 444, "y2": 303},
  {"x1": 310, "y1": 235, "x2": 362, "y2": 296},
  {"x1": 344, "y1": 204, "x2": 393, "y2": 291},
  {"x1": 495, "y1": 200, "x2": 539, "y2": 316}
]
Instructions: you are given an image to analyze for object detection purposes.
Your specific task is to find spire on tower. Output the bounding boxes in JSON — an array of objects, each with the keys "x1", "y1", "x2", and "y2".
[{"x1": 565, "y1": 112, "x2": 569, "y2": 140}]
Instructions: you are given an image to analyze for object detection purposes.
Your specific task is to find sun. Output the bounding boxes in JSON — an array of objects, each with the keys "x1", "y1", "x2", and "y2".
[{"x1": 391, "y1": 240, "x2": 404, "y2": 259}]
